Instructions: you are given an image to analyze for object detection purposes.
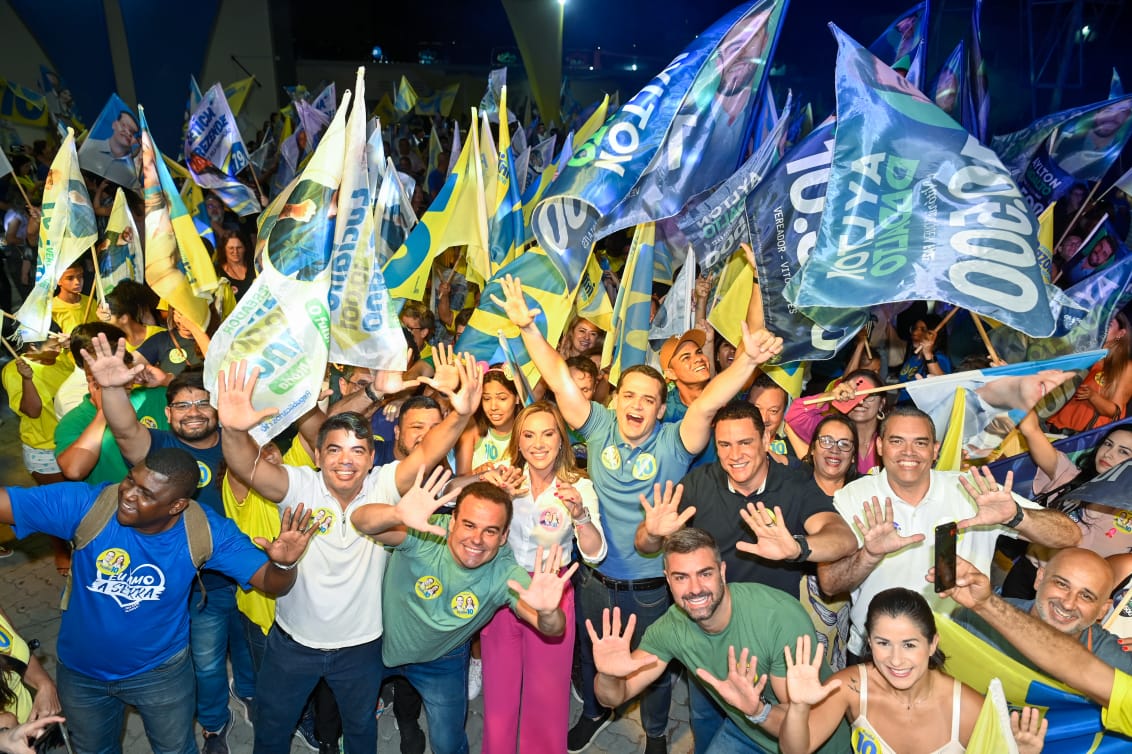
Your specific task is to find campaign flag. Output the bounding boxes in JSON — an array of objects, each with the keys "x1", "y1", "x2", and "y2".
[
  {"x1": 39, "y1": 66, "x2": 82, "y2": 131},
  {"x1": 14, "y1": 130, "x2": 96, "y2": 340},
  {"x1": 1059, "y1": 459, "x2": 1132, "y2": 511},
  {"x1": 938, "y1": 615, "x2": 1131, "y2": 753},
  {"x1": 328, "y1": 69, "x2": 407, "y2": 370},
  {"x1": 559, "y1": 77, "x2": 581, "y2": 125},
  {"x1": 372, "y1": 93, "x2": 397, "y2": 125},
  {"x1": 970, "y1": 0, "x2": 989, "y2": 143},
  {"x1": 574, "y1": 252, "x2": 614, "y2": 332},
  {"x1": 395, "y1": 77, "x2": 418, "y2": 118},
  {"x1": 311, "y1": 83, "x2": 336, "y2": 120},
  {"x1": 930, "y1": 41, "x2": 975, "y2": 133},
  {"x1": 365, "y1": 118, "x2": 387, "y2": 197},
  {"x1": 455, "y1": 246, "x2": 571, "y2": 386},
  {"x1": 184, "y1": 83, "x2": 260, "y2": 217},
  {"x1": 1036, "y1": 203, "x2": 1055, "y2": 284},
  {"x1": 296, "y1": 99, "x2": 330, "y2": 153},
  {"x1": 427, "y1": 124, "x2": 442, "y2": 182},
  {"x1": 480, "y1": 68, "x2": 508, "y2": 122},
  {"x1": 224, "y1": 76, "x2": 256, "y2": 116},
  {"x1": 966, "y1": 679, "x2": 1022, "y2": 754},
  {"x1": 375, "y1": 158, "x2": 417, "y2": 268},
  {"x1": 1115, "y1": 162, "x2": 1132, "y2": 198},
  {"x1": 1111, "y1": 68, "x2": 1125, "y2": 99},
  {"x1": 1059, "y1": 219, "x2": 1129, "y2": 286},
  {"x1": 0, "y1": 77, "x2": 49, "y2": 127},
  {"x1": 751, "y1": 82, "x2": 781, "y2": 154},
  {"x1": 1048, "y1": 94, "x2": 1132, "y2": 182},
  {"x1": 415, "y1": 83, "x2": 459, "y2": 117},
  {"x1": 602, "y1": 224, "x2": 656, "y2": 384},
  {"x1": 0, "y1": 149, "x2": 12, "y2": 181},
  {"x1": 205, "y1": 91, "x2": 350, "y2": 446},
  {"x1": 137, "y1": 106, "x2": 218, "y2": 328},
  {"x1": 903, "y1": 351, "x2": 1106, "y2": 461},
  {"x1": 383, "y1": 113, "x2": 488, "y2": 300},
  {"x1": 868, "y1": 2, "x2": 930, "y2": 91},
  {"x1": 785, "y1": 27, "x2": 1060, "y2": 338},
  {"x1": 479, "y1": 109, "x2": 498, "y2": 204},
  {"x1": 649, "y1": 251, "x2": 695, "y2": 348},
  {"x1": 489, "y1": 86, "x2": 526, "y2": 270},
  {"x1": 448, "y1": 121, "x2": 462, "y2": 178},
  {"x1": 97, "y1": 187, "x2": 144, "y2": 293},
  {"x1": 573, "y1": 94, "x2": 609, "y2": 151},
  {"x1": 497, "y1": 332, "x2": 535, "y2": 407},
  {"x1": 513, "y1": 145, "x2": 531, "y2": 194},
  {"x1": 249, "y1": 136, "x2": 273, "y2": 174},
  {"x1": 78, "y1": 94, "x2": 140, "y2": 190},
  {"x1": 1012, "y1": 138, "x2": 1075, "y2": 220},
  {"x1": 532, "y1": 0, "x2": 788, "y2": 291}
]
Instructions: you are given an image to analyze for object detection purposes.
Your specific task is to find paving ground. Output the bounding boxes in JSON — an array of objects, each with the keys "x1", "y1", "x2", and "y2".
[{"x1": 0, "y1": 402, "x2": 694, "y2": 753}]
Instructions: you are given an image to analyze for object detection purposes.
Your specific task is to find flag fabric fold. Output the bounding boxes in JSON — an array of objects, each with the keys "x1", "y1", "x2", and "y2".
[
  {"x1": 96, "y1": 187, "x2": 144, "y2": 294},
  {"x1": 603, "y1": 223, "x2": 657, "y2": 385},
  {"x1": 184, "y1": 83, "x2": 261, "y2": 217},
  {"x1": 868, "y1": 2, "x2": 930, "y2": 92}
]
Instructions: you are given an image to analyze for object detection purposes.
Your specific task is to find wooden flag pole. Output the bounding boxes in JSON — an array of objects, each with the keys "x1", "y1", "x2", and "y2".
[
  {"x1": 971, "y1": 313, "x2": 1001, "y2": 364},
  {"x1": 1053, "y1": 180, "x2": 1102, "y2": 255},
  {"x1": 912, "y1": 306, "x2": 960, "y2": 354},
  {"x1": 246, "y1": 160, "x2": 268, "y2": 206},
  {"x1": 12, "y1": 178, "x2": 32, "y2": 211},
  {"x1": 90, "y1": 246, "x2": 106, "y2": 305},
  {"x1": 802, "y1": 380, "x2": 908, "y2": 406}
]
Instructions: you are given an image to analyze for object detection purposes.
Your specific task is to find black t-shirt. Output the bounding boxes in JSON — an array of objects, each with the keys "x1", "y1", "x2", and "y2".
[{"x1": 678, "y1": 460, "x2": 836, "y2": 596}]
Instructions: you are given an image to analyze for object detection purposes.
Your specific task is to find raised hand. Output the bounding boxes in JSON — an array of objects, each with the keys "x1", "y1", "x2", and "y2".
[
  {"x1": 586, "y1": 607, "x2": 659, "y2": 678},
  {"x1": 372, "y1": 365, "x2": 420, "y2": 396},
  {"x1": 1, "y1": 715, "x2": 66, "y2": 754},
  {"x1": 738, "y1": 502, "x2": 802, "y2": 561},
  {"x1": 785, "y1": 634, "x2": 841, "y2": 706},
  {"x1": 441, "y1": 351, "x2": 483, "y2": 417},
  {"x1": 738, "y1": 322, "x2": 784, "y2": 367},
  {"x1": 80, "y1": 333, "x2": 145, "y2": 388},
  {"x1": 256, "y1": 503, "x2": 325, "y2": 566},
  {"x1": 480, "y1": 464, "x2": 529, "y2": 498},
  {"x1": 930, "y1": 555, "x2": 994, "y2": 610},
  {"x1": 853, "y1": 497, "x2": 925, "y2": 557},
  {"x1": 1011, "y1": 706, "x2": 1048, "y2": 754},
  {"x1": 695, "y1": 645, "x2": 769, "y2": 717},
  {"x1": 419, "y1": 342, "x2": 460, "y2": 395},
  {"x1": 510, "y1": 544, "x2": 579, "y2": 613},
  {"x1": 641, "y1": 481, "x2": 694, "y2": 539},
  {"x1": 395, "y1": 465, "x2": 459, "y2": 538},
  {"x1": 957, "y1": 468, "x2": 1018, "y2": 530},
  {"x1": 489, "y1": 275, "x2": 540, "y2": 328},
  {"x1": 216, "y1": 360, "x2": 279, "y2": 432}
]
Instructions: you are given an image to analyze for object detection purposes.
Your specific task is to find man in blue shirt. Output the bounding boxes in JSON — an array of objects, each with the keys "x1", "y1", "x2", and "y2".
[
  {"x1": 0, "y1": 447, "x2": 317, "y2": 754},
  {"x1": 495, "y1": 275, "x2": 783, "y2": 753}
]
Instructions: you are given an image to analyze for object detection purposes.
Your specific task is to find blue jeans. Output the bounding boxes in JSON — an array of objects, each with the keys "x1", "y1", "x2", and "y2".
[
  {"x1": 574, "y1": 566, "x2": 674, "y2": 738},
  {"x1": 253, "y1": 626, "x2": 384, "y2": 754},
  {"x1": 387, "y1": 642, "x2": 470, "y2": 754},
  {"x1": 190, "y1": 581, "x2": 256, "y2": 731},
  {"x1": 704, "y1": 717, "x2": 771, "y2": 754},
  {"x1": 688, "y1": 678, "x2": 727, "y2": 754},
  {"x1": 57, "y1": 646, "x2": 196, "y2": 754}
]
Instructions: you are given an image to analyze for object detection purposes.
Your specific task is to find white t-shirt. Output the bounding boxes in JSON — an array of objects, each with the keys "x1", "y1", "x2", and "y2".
[
  {"x1": 833, "y1": 469, "x2": 1035, "y2": 654},
  {"x1": 276, "y1": 461, "x2": 400, "y2": 649},
  {"x1": 507, "y1": 472, "x2": 605, "y2": 570}
]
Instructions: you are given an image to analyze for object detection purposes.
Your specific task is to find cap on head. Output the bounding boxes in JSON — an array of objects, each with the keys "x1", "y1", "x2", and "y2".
[{"x1": 659, "y1": 329, "x2": 708, "y2": 372}]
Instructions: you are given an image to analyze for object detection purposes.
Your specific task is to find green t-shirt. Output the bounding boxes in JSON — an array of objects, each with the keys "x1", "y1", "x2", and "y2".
[
  {"x1": 381, "y1": 515, "x2": 529, "y2": 667},
  {"x1": 640, "y1": 582, "x2": 849, "y2": 753},
  {"x1": 54, "y1": 387, "x2": 170, "y2": 485}
]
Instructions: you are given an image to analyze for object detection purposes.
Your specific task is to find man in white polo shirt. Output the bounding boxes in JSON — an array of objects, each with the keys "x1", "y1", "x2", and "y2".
[{"x1": 215, "y1": 356, "x2": 481, "y2": 754}]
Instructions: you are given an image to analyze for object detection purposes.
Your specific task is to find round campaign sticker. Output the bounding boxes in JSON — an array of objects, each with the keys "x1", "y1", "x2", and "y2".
[
  {"x1": 415, "y1": 576, "x2": 442, "y2": 600},
  {"x1": 140, "y1": 416, "x2": 158, "y2": 429},
  {"x1": 631, "y1": 453, "x2": 658, "y2": 481},
  {"x1": 168, "y1": 348, "x2": 187, "y2": 365},
  {"x1": 96, "y1": 548, "x2": 130, "y2": 576},
  {"x1": 197, "y1": 461, "x2": 212, "y2": 488},
  {"x1": 312, "y1": 508, "x2": 335, "y2": 535},
  {"x1": 600, "y1": 446, "x2": 621, "y2": 471},
  {"x1": 450, "y1": 591, "x2": 479, "y2": 619}
]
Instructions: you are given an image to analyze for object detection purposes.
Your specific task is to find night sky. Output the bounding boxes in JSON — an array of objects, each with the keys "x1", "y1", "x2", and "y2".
[{"x1": 289, "y1": 0, "x2": 1130, "y2": 135}]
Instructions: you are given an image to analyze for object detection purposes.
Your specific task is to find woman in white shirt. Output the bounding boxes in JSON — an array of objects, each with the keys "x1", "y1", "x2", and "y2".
[{"x1": 480, "y1": 400, "x2": 606, "y2": 754}]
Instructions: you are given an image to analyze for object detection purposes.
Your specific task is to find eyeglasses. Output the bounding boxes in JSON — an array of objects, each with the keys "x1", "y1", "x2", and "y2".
[
  {"x1": 169, "y1": 399, "x2": 212, "y2": 411},
  {"x1": 347, "y1": 380, "x2": 373, "y2": 389},
  {"x1": 816, "y1": 435, "x2": 854, "y2": 452}
]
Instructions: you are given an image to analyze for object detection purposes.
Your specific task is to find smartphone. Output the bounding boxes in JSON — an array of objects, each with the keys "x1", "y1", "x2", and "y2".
[
  {"x1": 934, "y1": 522, "x2": 958, "y2": 593},
  {"x1": 34, "y1": 721, "x2": 69, "y2": 753}
]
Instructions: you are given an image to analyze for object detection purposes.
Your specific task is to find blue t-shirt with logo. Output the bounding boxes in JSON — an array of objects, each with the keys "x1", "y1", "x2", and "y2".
[
  {"x1": 579, "y1": 402, "x2": 693, "y2": 580},
  {"x1": 10, "y1": 482, "x2": 266, "y2": 680}
]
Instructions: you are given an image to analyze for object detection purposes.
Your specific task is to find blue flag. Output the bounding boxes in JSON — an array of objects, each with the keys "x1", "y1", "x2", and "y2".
[
  {"x1": 1048, "y1": 94, "x2": 1132, "y2": 182},
  {"x1": 930, "y1": 41, "x2": 976, "y2": 135},
  {"x1": 785, "y1": 26, "x2": 1060, "y2": 339},
  {"x1": 531, "y1": 0, "x2": 789, "y2": 290},
  {"x1": 868, "y1": 2, "x2": 931, "y2": 92},
  {"x1": 602, "y1": 223, "x2": 656, "y2": 385},
  {"x1": 184, "y1": 83, "x2": 261, "y2": 217},
  {"x1": 970, "y1": 0, "x2": 990, "y2": 143}
]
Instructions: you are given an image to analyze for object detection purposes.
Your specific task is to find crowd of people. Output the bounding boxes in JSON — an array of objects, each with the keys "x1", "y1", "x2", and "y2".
[{"x1": 0, "y1": 93, "x2": 1132, "y2": 754}]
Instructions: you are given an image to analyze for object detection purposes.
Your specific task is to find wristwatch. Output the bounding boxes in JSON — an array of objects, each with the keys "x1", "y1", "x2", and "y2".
[
  {"x1": 1004, "y1": 501, "x2": 1025, "y2": 529},
  {"x1": 745, "y1": 697, "x2": 773, "y2": 725},
  {"x1": 365, "y1": 383, "x2": 383, "y2": 403},
  {"x1": 787, "y1": 534, "x2": 811, "y2": 563}
]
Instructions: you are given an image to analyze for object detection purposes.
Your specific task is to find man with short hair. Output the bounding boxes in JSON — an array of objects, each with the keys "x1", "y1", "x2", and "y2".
[
  {"x1": 819, "y1": 405, "x2": 1081, "y2": 658},
  {"x1": 496, "y1": 275, "x2": 783, "y2": 753},
  {"x1": 635, "y1": 402, "x2": 855, "y2": 752},
  {"x1": 589, "y1": 527, "x2": 842, "y2": 753},
  {"x1": 216, "y1": 353, "x2": 481, "y2": 754},
  {"x1": 0, "y1": 447, "x2": 317, "y2": 753},
  {"x1": 658, "y1": 329, "x2": 710, "y2": 423},
  {"x1": 954, "y1": 547, "x2": 1131, "y2": 673},
  {"x1": 937, "y1": 557, "x2": 1132, "y2": 737},
  {"x1": 352, "y1": 476, "x2": 575, "y2": 754},
  {"x1": 746, "y1": 373, "x2": 793, "y2": 460}
]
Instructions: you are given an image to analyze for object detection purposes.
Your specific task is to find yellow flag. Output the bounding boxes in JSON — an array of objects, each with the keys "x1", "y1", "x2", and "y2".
[
  {"x1": 224, "y1": 76, "x2": 256, "y2": 116},
  {"x1": 575, "y1": 94, "x2": 609, "y2": 148},
  {"x1": 936, "y1": 387, "x2": 967, "y2": 471}
]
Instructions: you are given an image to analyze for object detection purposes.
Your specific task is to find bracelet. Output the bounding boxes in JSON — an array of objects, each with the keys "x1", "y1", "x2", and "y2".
[
  {"x1": 1004, "y1": 501, "x2": 1025, "y2": 529},
  {"x1": 365, "y1": 383, "x2": 382, "y2": 403},
  {"x1": 923, "y1": 356, "x2": 937, "y2": 364},
  {"x1": 573, "y1": 515, "x2": 591, "y2": 527},
  {"x1": 271, "y1": 559, "x2": 299, "y2": 571},
  {"x1": 745, "y1": 698, "x2": 772, "y2": 725}
]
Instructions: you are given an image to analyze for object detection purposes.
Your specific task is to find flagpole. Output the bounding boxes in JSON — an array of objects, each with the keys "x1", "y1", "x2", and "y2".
[
  {"x1": 246, "y1": 160, "x2": 267, "y2": 206},
  {"x1": 0, "y1": 331, "x2": 21, "y2": 362},
  {"x1": 801, "y1": 380, "x2": 909, "y2": 406},
  {"x1": 1053, "y1": 179, "x2": 1102, "y2": 256},
  {"x1": 912, "y1": 306, "x2": 960, "y2": 354},
  {"x1": 90, "y1": 246, "x2": 106, "y2": 305},
  {"x1": 12, "y1": 178, "x2": 33, "y2": 211},
  {"x1": 970, "y1": 313, "x2": 1001, "y2": 364}
]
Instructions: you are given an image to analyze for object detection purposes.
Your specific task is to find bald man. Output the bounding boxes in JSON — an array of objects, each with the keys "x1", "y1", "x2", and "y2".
[{"x1": 955, "y1": 547, "x2": 1131, "y2": 673}]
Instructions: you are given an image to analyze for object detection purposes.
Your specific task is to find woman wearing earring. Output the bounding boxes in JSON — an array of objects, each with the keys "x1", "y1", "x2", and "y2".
[{"x1": 785, "y1": 369, "x2": 886, "y2": 475}]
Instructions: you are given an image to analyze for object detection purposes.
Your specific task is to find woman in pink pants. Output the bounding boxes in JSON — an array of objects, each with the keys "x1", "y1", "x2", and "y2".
[{"x1": 480, "y1": 401, "x2": 606, "y2": 753}]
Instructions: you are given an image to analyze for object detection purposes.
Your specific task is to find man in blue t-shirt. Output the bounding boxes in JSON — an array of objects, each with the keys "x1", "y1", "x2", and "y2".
[
  {"x1": 495, "y1": 276, "x2": 784, "y2": 753},
  {"x1": 82, "y1": 334, "x2": 247, "y2": 751},
  {"x1": 0, "y1": 448, "x2": 317, "y2": 754}
]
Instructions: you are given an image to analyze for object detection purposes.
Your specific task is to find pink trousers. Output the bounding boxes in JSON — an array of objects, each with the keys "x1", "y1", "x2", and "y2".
[{"x1": 480, "y1": 580, "x2": 575, "y2": 753}]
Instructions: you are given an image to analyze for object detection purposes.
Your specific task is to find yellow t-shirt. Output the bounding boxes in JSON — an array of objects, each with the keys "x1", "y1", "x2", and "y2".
[
  {"x1": 2, "y1": 354, "x2": 74, "y2": 449},
  {"x1": 0, "y1": 612, "x2": 32, "y2": 722},
  {"x1": 51, "y1": 294, "x2": 96, "y2": 335},
  {"x1": 1103, "y1": 670, "x2": 1132, "y2": 736},
  {"x1": 126, "y1": 325, "x2": 168, "y2": 353}
]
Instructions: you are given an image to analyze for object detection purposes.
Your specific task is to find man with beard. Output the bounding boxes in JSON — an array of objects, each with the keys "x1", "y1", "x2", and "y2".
[
  {"x1": 588, "y1": 528, "x2": 827, "y2": 753},
  {"x1": 84, "y1": 334, "x2": 252, "y2": 752},
  {"x1": 953, "y1": 547, "x2": 1131, "y2": 674}
]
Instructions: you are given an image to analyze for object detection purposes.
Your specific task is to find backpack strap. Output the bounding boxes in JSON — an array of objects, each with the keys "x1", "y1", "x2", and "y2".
[
  {"x1": 182, "y1": 500, "x2": 214, "y2": 610},
  {"x1": 61, "y1": 485, "x2": 120, "y2": 611}
]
